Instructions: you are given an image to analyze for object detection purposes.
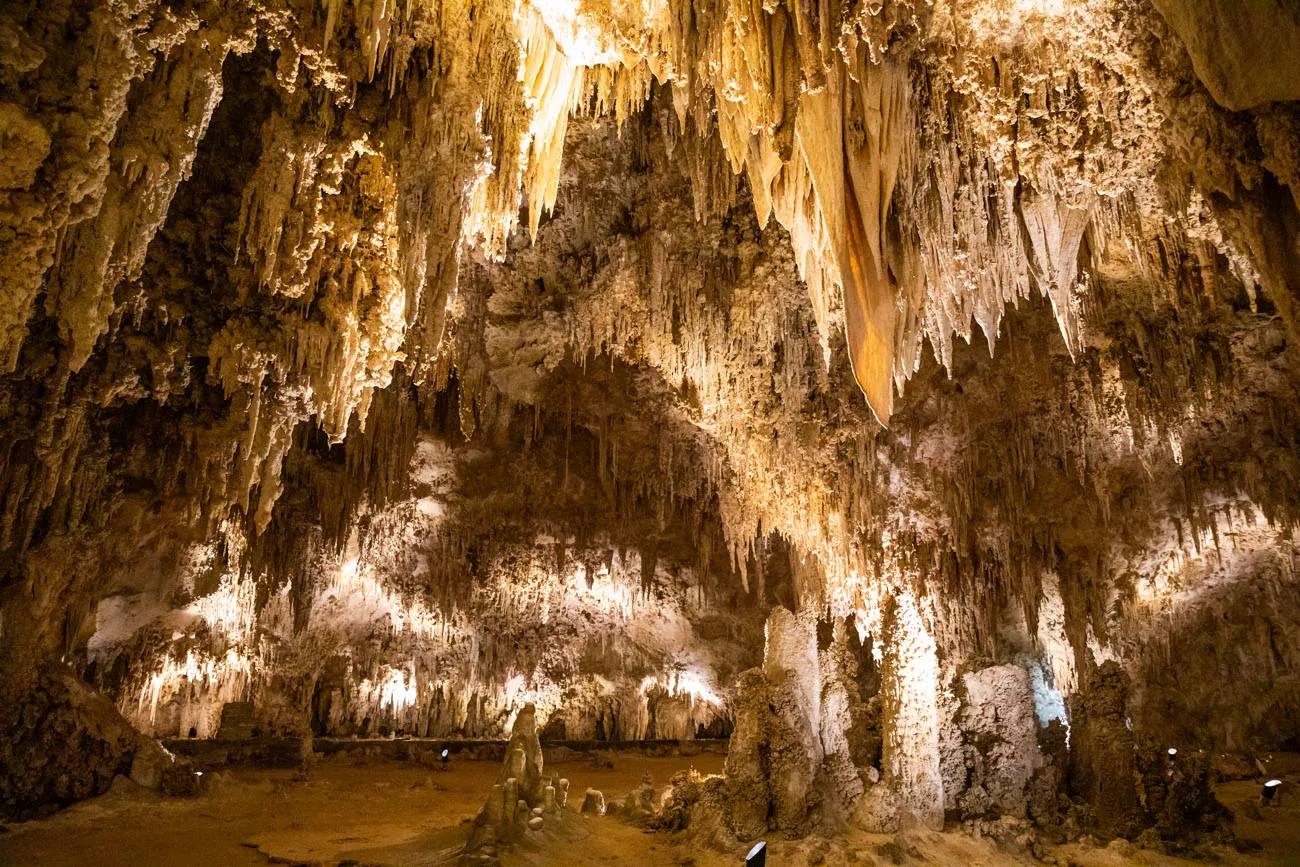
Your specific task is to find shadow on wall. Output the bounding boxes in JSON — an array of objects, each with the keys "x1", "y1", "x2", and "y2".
[{"x1": 1129, "y1": 550, "x2": 1300, "y2": 753}]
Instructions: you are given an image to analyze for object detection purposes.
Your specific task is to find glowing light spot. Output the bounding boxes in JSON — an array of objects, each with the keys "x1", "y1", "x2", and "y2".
[
  {"x1": 639, "y1": 669, "x2": 721, "y2": 707},
  {"x1": 363, "y1": 666, "x2": 419, "y2": 715}
]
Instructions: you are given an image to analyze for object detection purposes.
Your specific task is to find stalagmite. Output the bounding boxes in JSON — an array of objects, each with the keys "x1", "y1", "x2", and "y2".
[
  {"x1": 873, "y1": 592, "x2": 943, "y2": 830},
  {"x1": 464, "y1": 703, "x2": 547, "y2": 854}
]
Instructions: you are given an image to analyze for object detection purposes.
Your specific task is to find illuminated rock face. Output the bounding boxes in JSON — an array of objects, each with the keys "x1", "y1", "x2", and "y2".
[
  {"x1": 0, "y1": 0, "x2": 1299, "y2": 837},
  {"x1": 1151, "y1": 0, "x2": 1300, "y2": 110}
]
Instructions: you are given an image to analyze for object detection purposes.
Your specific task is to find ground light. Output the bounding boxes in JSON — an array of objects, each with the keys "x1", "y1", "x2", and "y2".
[
  {"x1": 441, "y1": 749, "x2": 450, "y2": 770},
  {"x1": 1262, "y1": 779, "x2": 1282, "y2": 805},
  {"x1": 1167, "y1": 748, "x2": 1177, "y2": 757},
  {"x1": 746, "y1": 841, "x2": 767, "y2": 866}
]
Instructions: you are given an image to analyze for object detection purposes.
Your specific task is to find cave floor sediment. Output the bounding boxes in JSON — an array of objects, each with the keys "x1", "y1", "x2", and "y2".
[{"x1": 0, "y1": 753, "x2": 1295, "y2": 866}]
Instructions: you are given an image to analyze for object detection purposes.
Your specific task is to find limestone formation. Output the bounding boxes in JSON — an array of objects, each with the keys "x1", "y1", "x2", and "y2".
[
  {"x1": 1068, "y1": 662, "x2": 1142, "y2": 837},
  {"x1": 464, "y1": 703, "x2": 548, "y2": 856},
  {"x1": 0, "y1": 0, "x2": 1297, "y2": 860}
]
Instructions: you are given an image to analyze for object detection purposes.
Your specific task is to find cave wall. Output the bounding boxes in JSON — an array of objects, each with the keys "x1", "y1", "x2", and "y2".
[{"x1": 84, "y1": 375, "x2": 766, "y2": 741}]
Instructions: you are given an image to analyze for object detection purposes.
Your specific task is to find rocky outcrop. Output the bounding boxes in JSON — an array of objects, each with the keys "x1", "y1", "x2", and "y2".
[{"x1": 0, "y1": 665, "x2": 171, "y2": 820}]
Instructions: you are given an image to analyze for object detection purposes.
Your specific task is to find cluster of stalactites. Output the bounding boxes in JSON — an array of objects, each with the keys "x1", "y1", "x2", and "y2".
[
  {"x1": 0, "y1": 0, "x2": 1216, "y2": 575},
  {"x1": 0, "y1": 0, "x2": 452, "y2": 561},
  {"x1": 480, "y1": 0, "x2": 921, "y2": 422},
  {"x1": 486, "y1": 0, "x2": 1205, "y2": 425},
  {"x1": 463, "y1": 0, "x2": 1288, "y2": 649}
]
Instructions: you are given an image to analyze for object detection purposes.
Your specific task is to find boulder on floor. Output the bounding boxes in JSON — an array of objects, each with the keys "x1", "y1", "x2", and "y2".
[{"x1": 1, "y1": 665, "x2": 163, "y2": 820}]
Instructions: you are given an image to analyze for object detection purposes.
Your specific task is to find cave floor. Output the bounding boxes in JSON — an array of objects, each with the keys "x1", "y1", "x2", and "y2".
[{"x1": 0, "y1": 752, "x2": 1296, "y2": 867}]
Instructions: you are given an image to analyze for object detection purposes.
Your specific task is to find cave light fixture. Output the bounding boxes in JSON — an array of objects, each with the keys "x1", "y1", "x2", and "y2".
[
  {"x1": 1168, "y1": 747, "x2": 1177, "y2": 757},
  {"x1": 746, "y1": 841, "x2": 767, "y2": 867},
  {"x1": 1262, "y1": 779, "x2": 1283, "y2": 805}
]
